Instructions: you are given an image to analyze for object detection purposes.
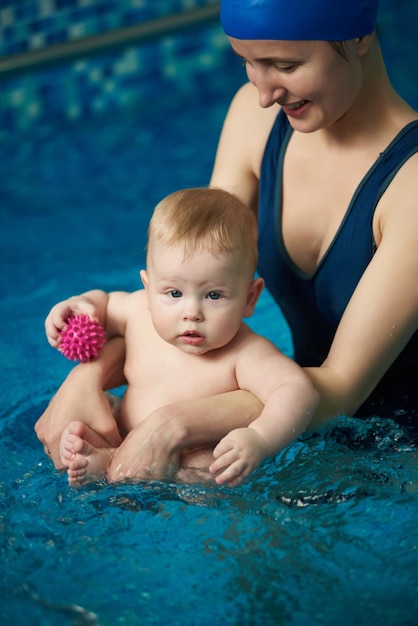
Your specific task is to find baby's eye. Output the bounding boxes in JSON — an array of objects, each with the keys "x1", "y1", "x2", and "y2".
[
  {"x1": 207, "y1": 292, "x2": 222, "y2": 300},
  {"x1": 169, "y1": 290, "x2": 182, "y2": 298}
]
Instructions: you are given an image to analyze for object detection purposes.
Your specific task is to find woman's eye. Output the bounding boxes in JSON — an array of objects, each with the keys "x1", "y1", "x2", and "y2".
[
  {"x1": 207, "y1": 292, "x2": 221, "y2": 300},
  {"x1": 277, "y1": 64, "x2": 297, "y2": 73},
  {"x1": 169, "y1": 290, "x2": 182, "y2": 298}
]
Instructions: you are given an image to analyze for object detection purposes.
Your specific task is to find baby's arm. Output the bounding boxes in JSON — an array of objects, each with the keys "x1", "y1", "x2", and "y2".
[
  {"x1": 45, "y1": 290, "x2": 110, "y2": 348},
  {"x1": 45, "y1": 290, "x2": 134, "y2": 349},
  {"x1": 210, "y1": 335, "x2": 319, "y2": 486}
]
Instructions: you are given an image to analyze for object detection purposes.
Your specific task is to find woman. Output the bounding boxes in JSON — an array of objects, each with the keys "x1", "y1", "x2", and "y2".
[{"x1": 36, "y1": 0, "x2": 418, "y2": 481}]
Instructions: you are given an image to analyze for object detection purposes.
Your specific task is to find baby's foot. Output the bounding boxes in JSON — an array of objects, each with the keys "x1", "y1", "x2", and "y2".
[{"x1": 60, "y1": 421, "x2": 115, "y2": 486}]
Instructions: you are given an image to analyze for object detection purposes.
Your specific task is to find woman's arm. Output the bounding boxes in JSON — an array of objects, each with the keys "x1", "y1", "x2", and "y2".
[
  {"x1": 35, "y1": 337, "x2": 127, "y2": 467},
  {"x1": 305, "y1": 156, "x2": 418, "y2": 427},
  {"x1": 107, "y1": 391, "x2": 264, "y2": 481}
]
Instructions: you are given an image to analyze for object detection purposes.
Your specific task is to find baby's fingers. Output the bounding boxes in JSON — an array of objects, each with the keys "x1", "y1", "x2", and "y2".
[
  {"x1": 210, "y1": 447, "x2": 245, "y2": 484},
  {"x1": 213, "y1": 459, "x2": 248, "y2": 487},
  {"x1": 56, "y1": 300, "x2": 98, "y2": 324},
  {"x1": 212, "y1": 436, "x2": 233, "y2": 461},
  {"x1": 45, "y1": 299, "x2": 99, "y2": 347},
  {"x1": 209, "y1": 450, "x2": 232, "y2": 475},
  {"x1": 45, "y1": 311, "x2": 66, "y2": 347}
]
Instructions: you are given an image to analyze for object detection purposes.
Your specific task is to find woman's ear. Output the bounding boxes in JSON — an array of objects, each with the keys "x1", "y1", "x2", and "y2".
[
  {"x1": 140, "y1": 269, "x2": 150, "y2": 309},
  {"x1": 356, "y1": 32, "x2": 375, "y2": 57},
  {"x1": 243, "y1": 276, "x2": 264, "y2": 318}
]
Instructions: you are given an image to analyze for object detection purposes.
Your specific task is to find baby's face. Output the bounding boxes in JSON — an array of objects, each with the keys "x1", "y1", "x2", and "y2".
[{"x1": 142, "y1": 241, "x2": 255, "y2": 355}]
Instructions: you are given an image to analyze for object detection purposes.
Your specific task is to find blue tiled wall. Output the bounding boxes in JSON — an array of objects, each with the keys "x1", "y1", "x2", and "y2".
[
  {"x1": 0, "y1": 0, "x2": 220, "y2": 56},
  {"x1": 1, "y1": 0, "x2": 417, "y2": 131},
  {"x1": 0, "y1": 1, "x2": 234, "y2": 130}
]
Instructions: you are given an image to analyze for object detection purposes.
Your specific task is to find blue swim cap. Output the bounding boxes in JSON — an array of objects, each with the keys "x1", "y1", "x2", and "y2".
[{"x1": 220, "y1": 0, "x2": 379, "y2": 41}]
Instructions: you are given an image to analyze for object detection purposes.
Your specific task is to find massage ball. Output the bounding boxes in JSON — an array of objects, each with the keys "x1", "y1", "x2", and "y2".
[{"x1": 60, "y1": 314, "x2": 106, "y2": 362}]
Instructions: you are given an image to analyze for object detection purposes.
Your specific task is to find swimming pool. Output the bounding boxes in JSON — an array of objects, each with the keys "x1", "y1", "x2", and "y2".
[{"x1": 1, "y1": 3, "x2": 418, "y2": 625}]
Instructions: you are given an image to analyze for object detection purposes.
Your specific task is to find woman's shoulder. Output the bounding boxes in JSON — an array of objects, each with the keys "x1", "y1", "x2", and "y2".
[{"x1": 228, "y1": 82, "x2": 279, "y2": 176}]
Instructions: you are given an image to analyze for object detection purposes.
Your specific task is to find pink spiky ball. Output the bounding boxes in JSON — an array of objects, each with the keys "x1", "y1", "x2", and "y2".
[{"x1": 59, "y1": 314, "x2": 106, "y2": 362}]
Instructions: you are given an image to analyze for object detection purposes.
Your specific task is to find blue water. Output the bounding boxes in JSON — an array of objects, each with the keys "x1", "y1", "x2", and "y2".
[{"x1": 1, "y1": 5, "x2": 418, "y2": 625}]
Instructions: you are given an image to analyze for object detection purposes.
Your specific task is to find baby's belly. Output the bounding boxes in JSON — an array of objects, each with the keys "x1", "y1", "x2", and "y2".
[{"x1": 118, "y1": 365, "x2": 239, "y2": 435}]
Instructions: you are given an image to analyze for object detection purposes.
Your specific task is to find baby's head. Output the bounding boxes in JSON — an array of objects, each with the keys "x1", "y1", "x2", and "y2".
[
  {"x1": 143, "y1": 188, "x2": 263, "y2": 355},
  {"x1": 147, "y1": 187, "x2": 258, "y2": 280}
]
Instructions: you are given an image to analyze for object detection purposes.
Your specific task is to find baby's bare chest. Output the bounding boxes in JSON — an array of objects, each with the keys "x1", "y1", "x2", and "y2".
[{"x1": 124, "y1": 334, "x2": 239, "y2": 402}]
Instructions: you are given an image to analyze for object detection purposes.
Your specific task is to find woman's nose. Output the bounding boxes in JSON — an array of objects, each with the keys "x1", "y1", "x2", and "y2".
[{"x1": 252, "y1": 67, "x2": 287, "y2": 109}]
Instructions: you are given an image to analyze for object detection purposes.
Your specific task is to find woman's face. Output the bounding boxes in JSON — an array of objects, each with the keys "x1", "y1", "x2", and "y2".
[{"x1": 229, "y1": 37, "x2": 366, "y2": 132}]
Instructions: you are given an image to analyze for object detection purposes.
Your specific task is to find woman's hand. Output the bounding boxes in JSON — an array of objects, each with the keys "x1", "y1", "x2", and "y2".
[{"x1": 107, "y1": 408, "x2": 184, "y2": 481}]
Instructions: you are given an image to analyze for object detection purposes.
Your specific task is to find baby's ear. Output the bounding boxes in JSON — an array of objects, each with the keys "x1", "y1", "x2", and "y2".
[
  {"x1": 140, "y1": 269, "x2": 149, "y2": 289},
  {"x1": 139, "y1": 270, "x2": 151, "y2": 309},
  {"x1": 244, "y1": 276, "x2": 264, "y2": 318}
]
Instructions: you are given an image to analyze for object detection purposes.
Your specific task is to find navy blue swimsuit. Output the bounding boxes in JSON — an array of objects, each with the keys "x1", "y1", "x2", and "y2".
[{"x1": 258, "y1": 110, "x2": 418, "y2": 422}]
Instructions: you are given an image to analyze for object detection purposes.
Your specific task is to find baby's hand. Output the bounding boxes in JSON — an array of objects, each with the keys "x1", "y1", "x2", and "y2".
[
  {"x1": 45, "y1": 297, "x2": 99, "y2": 348},
  {"x1": 209, "y1": 427, "x2": 270, "y2": 487}
]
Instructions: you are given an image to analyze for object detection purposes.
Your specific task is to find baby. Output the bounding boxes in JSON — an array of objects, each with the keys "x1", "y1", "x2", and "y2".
[{"x1": 45, "y1": 188, "x2": 318, "y2": 486}]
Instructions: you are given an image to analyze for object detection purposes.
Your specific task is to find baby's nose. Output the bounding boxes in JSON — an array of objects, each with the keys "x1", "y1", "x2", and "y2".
[{"x1": 182, "y1": 300, "x2": 203, "y2": 321}]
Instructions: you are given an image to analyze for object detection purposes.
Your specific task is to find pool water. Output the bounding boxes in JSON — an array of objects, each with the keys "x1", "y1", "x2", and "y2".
[{"x1": 1, "y1": 6, "x2": 418, "y2": 626}]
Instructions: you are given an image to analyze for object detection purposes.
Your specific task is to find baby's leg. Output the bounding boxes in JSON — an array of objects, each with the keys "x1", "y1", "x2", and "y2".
[{"x1": 60, "y1": 421, "x2": 115, "y2": 487}]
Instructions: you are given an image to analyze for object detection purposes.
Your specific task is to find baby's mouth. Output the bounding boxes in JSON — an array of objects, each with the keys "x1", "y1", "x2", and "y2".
[{"x1": 181, "y1": 330, "x2": 205, "y2": 345}]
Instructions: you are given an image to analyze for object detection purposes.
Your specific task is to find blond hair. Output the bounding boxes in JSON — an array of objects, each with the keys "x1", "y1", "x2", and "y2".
[{"x1": 147, "y1": 187, "x2": 258, "y2": 273}]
